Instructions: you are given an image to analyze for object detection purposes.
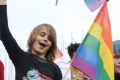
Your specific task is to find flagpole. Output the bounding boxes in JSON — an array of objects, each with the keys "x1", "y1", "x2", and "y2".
[
  {"x1": 63, "y1": 32, "x2": 74, "y2": 80},
  {"x1": 63, "y1": 51, "x2": 80, "y2": 80},
  {"x1": 62, "y1": 65, "x2": 71, "y2": 80}
]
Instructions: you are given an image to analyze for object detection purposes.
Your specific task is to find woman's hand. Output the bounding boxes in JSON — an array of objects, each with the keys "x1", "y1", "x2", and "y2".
[{"x1": 0, "y1": 0, "x2": 6, "y2": 5}]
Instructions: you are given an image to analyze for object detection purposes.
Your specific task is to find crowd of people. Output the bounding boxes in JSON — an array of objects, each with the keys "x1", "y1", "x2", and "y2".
[{"x1": 0, "y1": 0, "x2": 120, "y2": 80}]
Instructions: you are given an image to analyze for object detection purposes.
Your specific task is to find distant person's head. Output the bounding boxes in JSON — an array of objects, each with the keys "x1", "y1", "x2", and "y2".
[
  {"x1": 113, "y1": 40, "x2": 120, "y2": 74},
  {"x1": 27, "y1": 23, "x2": 57, "y2": 61},
  {"x1": 67, "y1": 43, "x2": 80, "y2": 59}
]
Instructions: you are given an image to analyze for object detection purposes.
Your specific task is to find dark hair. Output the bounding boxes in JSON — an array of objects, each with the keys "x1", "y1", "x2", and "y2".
[{"x1": 67, "y1": 43, "x2": 80, "y2": 59}]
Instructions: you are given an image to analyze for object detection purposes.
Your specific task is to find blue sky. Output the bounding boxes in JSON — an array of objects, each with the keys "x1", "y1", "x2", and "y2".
[{"x1": 6, "y1": 0, "x2": 120, "y2": 57}]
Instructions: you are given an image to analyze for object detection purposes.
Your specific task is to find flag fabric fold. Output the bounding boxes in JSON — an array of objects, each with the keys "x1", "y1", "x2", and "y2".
[{"x1": 72, "y1": 1, "x2": 114, "y2": 80}]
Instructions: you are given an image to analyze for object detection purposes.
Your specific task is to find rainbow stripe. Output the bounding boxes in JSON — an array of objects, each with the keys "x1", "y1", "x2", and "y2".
[
  {"x1": 72, "y1": 2, "x2": 114, "y2": 80},
  {"x1": 54, "y1": 48, "x2": 63, "y2": 60}
]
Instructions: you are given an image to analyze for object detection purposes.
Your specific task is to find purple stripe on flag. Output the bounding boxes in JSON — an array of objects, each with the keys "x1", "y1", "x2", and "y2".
[{"x1": 72, "y1": 56, "x2": 96, "y2": 80}]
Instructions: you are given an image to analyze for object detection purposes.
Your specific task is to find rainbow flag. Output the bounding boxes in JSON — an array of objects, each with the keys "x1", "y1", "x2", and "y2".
[
  {"x1": 84, "y1": 0, "x2": 106, "y2": 12},
  {"x1": 54, "y1": 48, "x2": 63, "y2": 60},
  {"x1": 72, "y1": 1, "x2": 114, "y2": 80},
  {"x1": 71, "y1": 66, "x2": 83, "y2": 80}
]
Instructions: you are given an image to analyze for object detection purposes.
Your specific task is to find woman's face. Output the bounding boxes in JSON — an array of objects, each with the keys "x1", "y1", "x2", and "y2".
[
  {"x1": 114, "y1": 54, "x2": 120, "y2": 73},
  {"x1": 31, "y1": 27, "x2": 52, "y2": 58}
]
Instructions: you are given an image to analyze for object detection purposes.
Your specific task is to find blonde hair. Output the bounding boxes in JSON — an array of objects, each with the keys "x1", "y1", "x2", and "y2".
[{"x1": 27, "y1": 23, "x2": 57, "y2": 61}]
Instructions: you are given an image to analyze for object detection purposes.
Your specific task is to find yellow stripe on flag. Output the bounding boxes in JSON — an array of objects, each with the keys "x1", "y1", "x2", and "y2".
[{"x1": 99, "y1": 38, "x2": 114, "y2": 80}]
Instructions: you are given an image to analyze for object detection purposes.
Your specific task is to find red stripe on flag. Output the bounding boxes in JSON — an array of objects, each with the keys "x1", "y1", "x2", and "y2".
[{"x1": 0, "y1": 60, "x2": 4, "y2": 80}]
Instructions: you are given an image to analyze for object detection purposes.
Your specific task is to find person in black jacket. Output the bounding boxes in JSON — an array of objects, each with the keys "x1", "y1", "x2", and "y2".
[{"x1": 0, "y1": 0, "x2": 62, "y2": 80}]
